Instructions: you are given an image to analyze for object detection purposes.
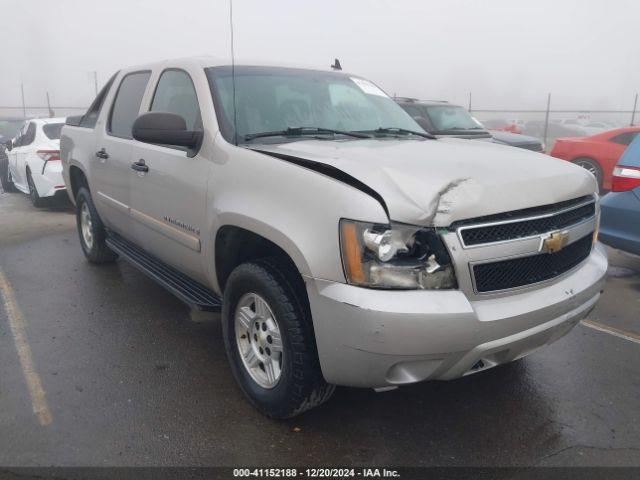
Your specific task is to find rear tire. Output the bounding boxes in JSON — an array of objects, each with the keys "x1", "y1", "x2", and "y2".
[
  {"x1": 0, "y1": 154, "x2": 17, "y2": 192},
  {"x1": 75, "y1": 187, "x2": 117, "y2": 264},
  {"x1": 26, "y1": 169, "x2": 46, "y2": 207},
  {"x1": 222, "y1": 257, "x2": 334, "y2": 419},
  {"x1": 572, "y1": 157, "x2": 604, "y2": 192}
]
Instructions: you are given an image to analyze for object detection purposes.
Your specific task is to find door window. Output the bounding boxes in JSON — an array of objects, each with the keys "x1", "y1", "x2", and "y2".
[
  {"x1": 151, "y1": 70, "x2": 202, "y2": 130},
  {"x1": 20, "y1": 123, "x2": 36, "y2": 146},
  {"x1": 108, "y1": 71, "x2": 151, "y2": 139},
  {"x1": 81, "y1": 73, "x2": 117, "y2": 129}
]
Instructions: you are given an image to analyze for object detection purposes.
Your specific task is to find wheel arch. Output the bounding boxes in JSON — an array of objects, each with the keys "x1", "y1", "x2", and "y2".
[
  {"x1": 213, "y1": 221, "x2": 312, "y2": 294},
  {"x1": 68, "y1": 164, "x2": 89, "y2": 201}
]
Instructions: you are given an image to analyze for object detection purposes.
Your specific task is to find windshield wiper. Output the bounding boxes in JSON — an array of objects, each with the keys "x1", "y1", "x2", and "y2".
[
  {"x1": 357, "y1": 127, "x2": 436, "y2": 139},
  {"x1": 244, "y1": 127, "x2": 371, "y2": 141}
]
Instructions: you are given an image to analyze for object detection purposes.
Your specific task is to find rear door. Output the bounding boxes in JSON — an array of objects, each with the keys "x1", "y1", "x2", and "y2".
[
  {"x1": 92, "y1": 71, "x2": 151, "y2": 236},
  {"x1": 129, "y1": 68, "x2": 210, "y2": 282}
]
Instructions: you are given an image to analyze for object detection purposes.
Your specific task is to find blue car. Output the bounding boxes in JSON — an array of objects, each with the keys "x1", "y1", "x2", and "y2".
[{"x1": 599, "y1": 135, "x2": 640, "y2": 255}]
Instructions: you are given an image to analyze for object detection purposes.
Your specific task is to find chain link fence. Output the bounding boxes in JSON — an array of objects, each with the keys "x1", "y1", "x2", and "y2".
[{"x1": 1, "y1": 93, "x2": 638, "y2": 152}]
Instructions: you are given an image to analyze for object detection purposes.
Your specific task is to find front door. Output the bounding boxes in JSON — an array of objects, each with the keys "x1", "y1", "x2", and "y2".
[
  {"x1": 8, "y1": 122, "x2": 35, "y2": 192},
  {"x1": 92, "y1": 71, "x2": 151, "y2": 236},
  {"x1": 129, "y1": 69, "x2": 210, "y2": 283}
]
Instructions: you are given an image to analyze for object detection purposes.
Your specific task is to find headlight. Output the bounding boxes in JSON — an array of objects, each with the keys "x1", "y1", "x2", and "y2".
[{"x1": 339, "y1": 219, "x2": 457, "y2": 290}]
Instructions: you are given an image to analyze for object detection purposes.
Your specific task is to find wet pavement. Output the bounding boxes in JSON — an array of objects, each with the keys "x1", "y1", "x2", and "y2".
[{"x1": 0, "y1": 190, "x2": 639, "y2": 467}]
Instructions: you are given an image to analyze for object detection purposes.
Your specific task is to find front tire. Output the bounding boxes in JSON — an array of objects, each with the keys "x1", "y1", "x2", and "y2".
[
  {"x1": 75, "y1": 187, "x2": 117, "y2": 264},
  {"x1": 222, "y1": 258, "x2": 334, "y2": 419}
]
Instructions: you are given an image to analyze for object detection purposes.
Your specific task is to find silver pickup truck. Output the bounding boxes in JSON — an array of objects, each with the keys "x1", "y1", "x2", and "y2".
[{"x1": 61, "y1": 57, "x2": 607, "y2": 418}]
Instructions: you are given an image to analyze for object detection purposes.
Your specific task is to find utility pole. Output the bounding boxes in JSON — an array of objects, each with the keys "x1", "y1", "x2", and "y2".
[
  {"x1": 631, "y1": 93, "x2": 638, "y2": 126},
  {"x1": 542, "y1": 93, "x2": 551, "y2": 151},
  {"x1": 46, "y1": 92, "x2": 54, "y2": 118},
  {"x1": 93, "y1": 71, "x2": 98, "y2": 96},
  {"x1": 468, "y1": 92, "x2": 472, "y2": 113},
  {"x1": 20, "y1": 82, "x2": 26, "y2": 118}
]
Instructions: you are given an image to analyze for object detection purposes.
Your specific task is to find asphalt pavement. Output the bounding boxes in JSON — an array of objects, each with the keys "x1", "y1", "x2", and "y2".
[{"x1": 0, "y1": 190, "x2": 639, "y2": 467}]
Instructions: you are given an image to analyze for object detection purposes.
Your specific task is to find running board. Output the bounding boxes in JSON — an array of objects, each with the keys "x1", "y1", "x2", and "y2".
[{"x1": 106, "y1": 232, "x2": 222, "y2": 312}]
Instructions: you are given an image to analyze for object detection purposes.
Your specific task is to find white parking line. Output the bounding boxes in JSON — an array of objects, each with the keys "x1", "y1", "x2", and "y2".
[
  {"x1": 0, "y1": 268, "x2": 53, "y2": 426},
  {"x1": 581, "y1": 319, "x2": 640, "y2": 345}
]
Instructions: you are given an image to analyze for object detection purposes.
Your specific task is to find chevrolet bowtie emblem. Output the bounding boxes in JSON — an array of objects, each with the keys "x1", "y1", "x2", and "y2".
[{"x1": 542, "y1": 231, "x2": 569, "y2": 253}]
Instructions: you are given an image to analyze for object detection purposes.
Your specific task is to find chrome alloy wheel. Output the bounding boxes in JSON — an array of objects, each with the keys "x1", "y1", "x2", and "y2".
[
  {"x1": 234, "y1": 292, "x2": 284, "y2": 389},
  {"x1": 80, "y1": 202, "x2": 94, "y2": 250},
  {"x1": 575, "y1": 160, "x2": 598, "y2": 176}
]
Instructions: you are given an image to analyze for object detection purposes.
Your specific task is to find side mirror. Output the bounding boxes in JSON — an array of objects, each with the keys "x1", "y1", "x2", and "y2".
[{"x1": 132, "y1": 112, "x2": 202, "y2": 149}]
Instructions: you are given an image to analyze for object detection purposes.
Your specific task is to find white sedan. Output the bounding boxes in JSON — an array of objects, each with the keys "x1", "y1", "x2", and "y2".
[{"x1": 4, "y1": 118, "x2": 67, "y2": 206}]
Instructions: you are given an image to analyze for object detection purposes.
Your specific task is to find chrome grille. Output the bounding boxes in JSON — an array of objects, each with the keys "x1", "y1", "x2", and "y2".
[
  {"x1": 456, "y1": 196, "x2": 596, "y2": 247},
  {"x1": 460, "y1": 203, "x2": 595, "y2": 246},
  {"x1": 473, "y1": 234, "x2": 593, "y2": 293}
]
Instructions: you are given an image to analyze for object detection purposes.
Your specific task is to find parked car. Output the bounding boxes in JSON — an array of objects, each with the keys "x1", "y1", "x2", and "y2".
[
  {"x1": 524, "y1": 120, "x2": 583, "y2": 139},
  {"x1": 61, "y1": 58, "x2": 606, "y2": 418},
  {"x1": 599, "y1": 135, "x2": 640, "y2": 255},
  {"x1": 482, "y1": 118, "x2": 524, "y2": 134},
  {"x1": 0, "y1": 117, "x2": 24, "y2": 145},
  {"x1": 550, "y1": 126, "x2": 640, "y2": 191},
  {"x1": 3, "y1": 118, "x2": 67, "y2": 206},
  {"x1": 395, "y1": 98, "x2": 543, "y2": 151},
  {"x1": 0, "y1": 144, "x2": 8, "y2": 192},
  {"x1": 552, "y1": 118, "x2": 607, "y2": 137}
]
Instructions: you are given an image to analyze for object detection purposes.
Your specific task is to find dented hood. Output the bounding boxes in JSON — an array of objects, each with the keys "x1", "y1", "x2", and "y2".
[{"x1": 252, "y1": 137, "x2": 597, "y2": 227}]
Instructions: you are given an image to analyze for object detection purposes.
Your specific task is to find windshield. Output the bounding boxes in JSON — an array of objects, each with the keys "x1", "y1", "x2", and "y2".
[
  {"x1": 424, "y1": 105, "x2": 482, "y2": 132},
  {"x1": 43, "y1": 123, "x2": 64, "y2": 140},
  {"x1": 206, "y1": 66, "x2": 423, "y2": 144}
]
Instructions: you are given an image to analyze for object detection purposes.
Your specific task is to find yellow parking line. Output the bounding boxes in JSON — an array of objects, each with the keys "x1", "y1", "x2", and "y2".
[
  {"x1": 581, "y1": 319, "x2": 640, "y2": 345},
  {"x1": 0, "y1": 268, "x2": 53, "y2": 426}
]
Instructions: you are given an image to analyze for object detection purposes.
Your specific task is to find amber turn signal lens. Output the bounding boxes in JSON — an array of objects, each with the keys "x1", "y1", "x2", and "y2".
[{"x1": 341, "y1": 222, "x2": 366, "y2": 284}]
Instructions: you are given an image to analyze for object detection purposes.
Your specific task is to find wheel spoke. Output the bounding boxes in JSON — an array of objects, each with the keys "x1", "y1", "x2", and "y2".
[
  {"x1": 268, "y1": 330, "x2": 283, "y2": 352},
  {"x1": 237, "y1": 306, "x2": 254, "y2": 330},
  {"x1": 243, "y1": 347, "x2": 260, "y2": 368},
  {"x1": 264, "y1": 358, "x2": 278, "y2": 383},
  {"x1": 254, "y1": 296, "x2": 270, "y2": 320}
]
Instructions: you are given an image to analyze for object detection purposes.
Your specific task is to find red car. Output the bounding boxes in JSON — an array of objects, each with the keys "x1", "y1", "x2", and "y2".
[{"x1": 550, "y1": 126, "x2": 640, "y2": 190}]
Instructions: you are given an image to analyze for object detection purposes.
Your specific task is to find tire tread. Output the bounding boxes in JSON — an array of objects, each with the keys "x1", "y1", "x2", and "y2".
[{"x1": 223, "y1": 257, "x2": 334, "y2": 418}]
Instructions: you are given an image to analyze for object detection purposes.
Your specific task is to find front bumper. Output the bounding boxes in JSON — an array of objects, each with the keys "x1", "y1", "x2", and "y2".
[{"x1": 306, "y1": 244, "x2": 607, "y2": 388}]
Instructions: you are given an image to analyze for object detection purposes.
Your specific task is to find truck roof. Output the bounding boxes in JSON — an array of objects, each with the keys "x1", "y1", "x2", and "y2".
[{"x1": 117, "y1": 56, "x2": 352, "y2": 76}]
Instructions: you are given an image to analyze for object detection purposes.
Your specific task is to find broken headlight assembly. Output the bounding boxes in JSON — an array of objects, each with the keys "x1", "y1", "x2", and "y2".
[{"x1": 339, "y1": 219, "x2": 457, "y2": 290}]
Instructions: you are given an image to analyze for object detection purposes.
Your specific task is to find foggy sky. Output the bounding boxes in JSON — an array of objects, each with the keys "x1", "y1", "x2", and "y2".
[{"x1": 2, "y1": 0, "x2": 639, "y2": 112}]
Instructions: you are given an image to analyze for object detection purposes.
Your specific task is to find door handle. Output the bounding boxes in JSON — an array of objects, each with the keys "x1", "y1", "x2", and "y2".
[
  {"x1": 95, "y1": 148, "x2": 109, "y2": 159},
  {"x1": 131, "y1": 159, "x2": 149, "y2": 173}
]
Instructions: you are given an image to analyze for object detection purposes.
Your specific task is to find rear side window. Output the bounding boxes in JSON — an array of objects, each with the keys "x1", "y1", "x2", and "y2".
[
  {"x1": 619, "y1": 136, "x2": 640, "y2": 167},
  {"x1": 108, "y1": 71, "x2": 151, "y2": 139},
  {"x1": 611, "y1": 132, "x2": 639, "y2": 146},
  {"x1": 150, "y1": 69, "x2": 202, "y2": 130},
  {"x1": 43, "y1": 123, "x2": 64, "y2": 140},
  {"x1": 80, "y1": 73, "x2": 117, "y2": 128}
]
